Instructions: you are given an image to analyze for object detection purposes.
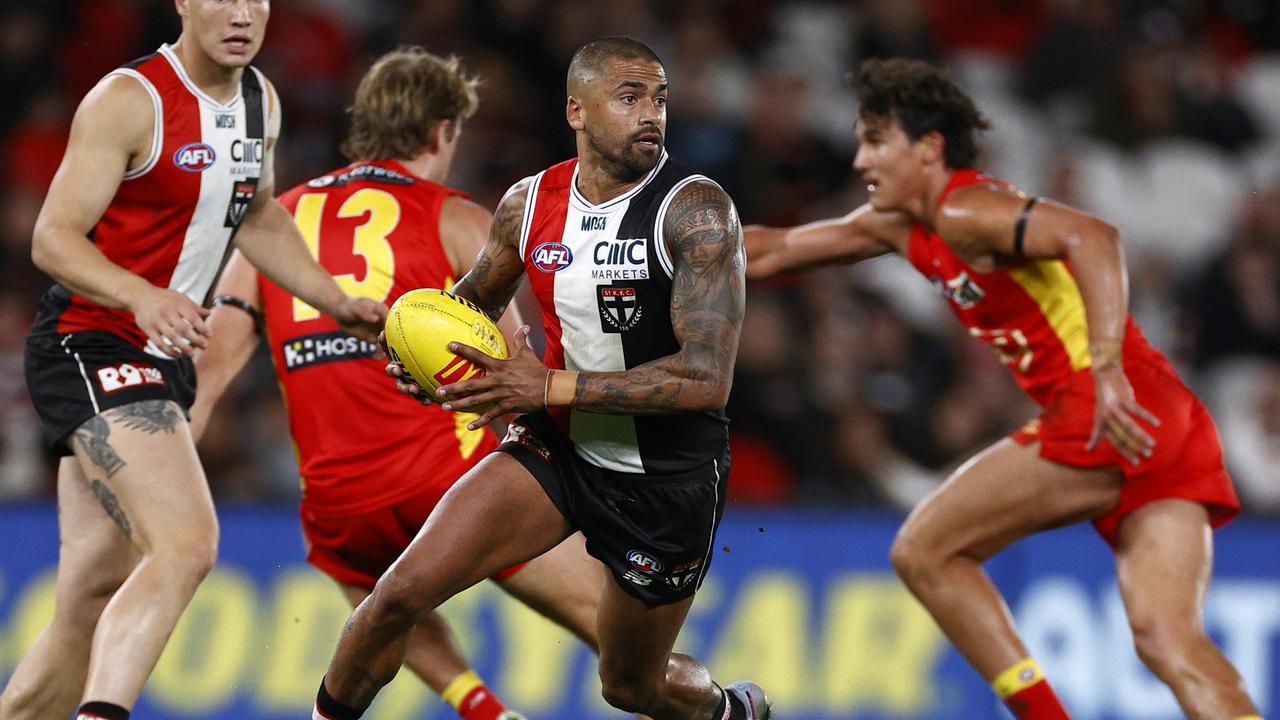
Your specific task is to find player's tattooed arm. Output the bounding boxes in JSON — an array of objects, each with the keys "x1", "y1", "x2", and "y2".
[
  {"x1": 453, "y1": 178, "x2": 531, "y2": 323},
  {"x1": 572, "y1": 179, "x2": 744, "y2": 414}
]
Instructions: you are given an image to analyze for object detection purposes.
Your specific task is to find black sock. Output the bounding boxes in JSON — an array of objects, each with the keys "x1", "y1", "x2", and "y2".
[
  {"x1": 315, "y1": 677, "x2": 363, "y2": 720},
  {"x1": 76, "y1": 702, "x2": 129, "y2": 720}
]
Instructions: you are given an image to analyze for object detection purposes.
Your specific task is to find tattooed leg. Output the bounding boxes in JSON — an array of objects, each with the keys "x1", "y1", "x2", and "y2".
[
  {"x1": 89, "y1": 478, "x2": 132, "y2": 538},
  {"x1": 73, "y1": 416, "x2": 127, "y2": 478},
  {"x1": 103, "y1": 399, "x2": 184, "y2": 434}
]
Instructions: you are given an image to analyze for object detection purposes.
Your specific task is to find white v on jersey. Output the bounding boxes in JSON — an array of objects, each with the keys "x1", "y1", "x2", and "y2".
[
  {"x1": 519, "y1": 152, "x2": 730, "y2": 474},
  {"x1": 40, "y1": 44, "x2": 267, "y2": 356}
]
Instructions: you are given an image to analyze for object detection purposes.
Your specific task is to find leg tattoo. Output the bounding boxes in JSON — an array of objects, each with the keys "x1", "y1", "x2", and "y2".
[
  {"x1": 73, "y1": 416, "x2": 126, "y2": 478},
  {"x1": 104, "y1": 400, "x2": 183, "y2": 434},
  {"x1": 90, "y1": 479, "x2": 132, "y2": 537}
]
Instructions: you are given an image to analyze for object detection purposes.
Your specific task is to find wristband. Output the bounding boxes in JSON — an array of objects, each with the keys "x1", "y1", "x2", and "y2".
[
  {"x1": 211, "y1": 295, "x2": 264, "y2": 335},
  {"x1": 544, "y1": 369, "x2": 579, "y2": 407}
]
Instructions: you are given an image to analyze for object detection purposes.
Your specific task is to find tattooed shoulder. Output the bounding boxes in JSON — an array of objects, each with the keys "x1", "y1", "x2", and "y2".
[
  {"x1": 663, "y1": 178, "x2": 743, "y2": 270},
  {"x1": 457, "y1": 177, "x2": 534, "y2": 320}
]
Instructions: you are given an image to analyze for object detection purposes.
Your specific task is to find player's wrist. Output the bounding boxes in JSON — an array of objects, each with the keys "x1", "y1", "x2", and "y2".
[
  {"x1": 544, "y1": 369, "x2": 578, "y2": 408},
  {"x1": 1088, "y1": 338, "x2": 1123, "y2": 371}
]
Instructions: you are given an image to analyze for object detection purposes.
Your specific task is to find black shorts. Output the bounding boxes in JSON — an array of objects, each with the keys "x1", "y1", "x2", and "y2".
[
  {"x1": 24, "y1": 328, "x2": 196, "y2": 456},
  {"x1": 497, "y1": 410, "x2": 729, "y2": 607}
]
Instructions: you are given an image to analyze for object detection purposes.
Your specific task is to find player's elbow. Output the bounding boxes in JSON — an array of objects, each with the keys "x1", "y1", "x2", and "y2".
[
  {"x1": 695, "y1": 377, "x2": 732, "y2": 411},
  {"x1": 30, "y1": 222, "x2": 60, "y2": 275},
  {"x1": 1062, "y1": 217, "x2": 1120, "y2": 255}
]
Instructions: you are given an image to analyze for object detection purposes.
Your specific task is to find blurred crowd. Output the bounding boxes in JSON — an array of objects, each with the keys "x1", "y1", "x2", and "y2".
[{"x1": 2, "y1": 0, "x2": 1278, "y2": 513}]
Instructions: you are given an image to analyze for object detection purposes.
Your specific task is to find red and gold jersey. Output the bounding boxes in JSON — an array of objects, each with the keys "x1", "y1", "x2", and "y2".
[
  {"x1": 906, "y1": 169, "x2": 1168, "y2": 407},
  {"x1": 265, "y1": 160, "x2": 496, "y2": 516}
]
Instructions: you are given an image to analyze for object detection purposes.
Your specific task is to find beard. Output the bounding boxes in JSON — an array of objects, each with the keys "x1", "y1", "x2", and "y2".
[{"x1": 585, "y1": 128, "x2": 662, "y2": 181}]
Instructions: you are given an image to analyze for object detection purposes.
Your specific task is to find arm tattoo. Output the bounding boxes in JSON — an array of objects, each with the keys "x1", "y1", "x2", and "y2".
[
  {"x1": 90, "y1": 478, "x2": 132, "y2": 537},
  {"x1": 103, "y1": 400, "x2": 183, "y2": 434},
  {"x1": 574, "y1": 180, "x2": 745, "y2": 414},
  {"x1": 454, "y1": 179, "x2": 530, "y2": 322},
  {"x1": 73, "y1": 416, "x2": 126, "y2": 477}
]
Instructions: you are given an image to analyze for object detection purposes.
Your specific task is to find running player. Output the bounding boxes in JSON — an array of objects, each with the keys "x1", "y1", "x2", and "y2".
[
  {"x1": 7, "y1": 2, "x2": 384, "y2": 719},
  {"x1": 190, "y1": 46, "x2": 608, "y2": 720},
  {"x1": 313, "y1": 37, "x2": 770, "y2": 720},
  {"x1": 743, "y1": 57, "x2": 1259, "y2": 720}
]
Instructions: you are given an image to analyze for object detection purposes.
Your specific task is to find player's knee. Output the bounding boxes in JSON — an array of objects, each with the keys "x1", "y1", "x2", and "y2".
[
  {"x1": 889, "y1": 528, "x2": 933, "y2": 586},
  {"x1": 367, "y1": 571, "x2": 432, "y2": 630},
  {"x1": 56, "y1": 569, "x2": 126, "y2": 630},
  {"x1": 1129, "y1": 611, "x2": 1195, "y2": 673},
  {"x1": 598, "y1": 672, "x2": 660, "y2": 714}
]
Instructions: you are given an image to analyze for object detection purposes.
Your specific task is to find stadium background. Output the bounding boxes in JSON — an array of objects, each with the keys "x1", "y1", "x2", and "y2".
[{"x1": 1, "y1": 0, "x2": 1278, "y2": 717}]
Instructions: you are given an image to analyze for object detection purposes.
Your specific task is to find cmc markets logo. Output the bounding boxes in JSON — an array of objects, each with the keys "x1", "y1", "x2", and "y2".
[
  {"x1": 173, "y1": 142, "x2": 216, "y2": 172},
  {"x1": 531, "y1": 242, "x2": 573, "y2": 273}
]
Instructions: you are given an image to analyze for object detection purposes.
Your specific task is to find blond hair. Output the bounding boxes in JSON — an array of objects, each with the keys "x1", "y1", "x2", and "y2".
[{"x1": 341, "y1": 46, "x2": 480, "y2": 162}]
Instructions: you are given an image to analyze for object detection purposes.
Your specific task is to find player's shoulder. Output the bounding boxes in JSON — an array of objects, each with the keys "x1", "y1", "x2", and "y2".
[
  {"x1": 440, "y1": 194, "x2": 492, "y2": 233},
  {"x1": 70, "y1": 72, "x2": 154, "y2": 142}
]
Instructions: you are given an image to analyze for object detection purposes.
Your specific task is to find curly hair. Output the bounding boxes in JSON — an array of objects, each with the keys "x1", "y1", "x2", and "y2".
[
  {"x1": 850, "y1": 58, "x2": 990, "y2": 168},
  {"x1": 341, "y1": 46, "x2": 480, "y2": 162}
]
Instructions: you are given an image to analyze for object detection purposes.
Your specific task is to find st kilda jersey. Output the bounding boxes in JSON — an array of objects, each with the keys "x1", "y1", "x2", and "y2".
[
  {"x1": 519, "y1": 152, "x2": 730, "y2": 474},
  {"x1": 36, "y1": 44, "x2": 266, "y2": 355}
]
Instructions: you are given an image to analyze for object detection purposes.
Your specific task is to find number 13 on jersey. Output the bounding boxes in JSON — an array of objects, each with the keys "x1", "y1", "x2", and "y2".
[{"x1": 291, "y1": 188, "x2": 400, "y2": 322}]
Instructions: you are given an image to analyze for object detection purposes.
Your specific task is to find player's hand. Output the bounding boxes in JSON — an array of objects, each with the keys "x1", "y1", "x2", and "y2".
[
  {"x1": 127, "y1": 285, "x2": 211, "y2": 357},
  {"x1": 1087, "y1": 363, "x2": 1160, "y2": 465},
  {"x1": 332, "y1": 296, "x2": 387, "y2": 346},
  {"x1": 385, "y1": 360, "x2": 433, "y2": 405},
  {"x1": 438, "y1": 325, "x2": 546, "y2": 429}
]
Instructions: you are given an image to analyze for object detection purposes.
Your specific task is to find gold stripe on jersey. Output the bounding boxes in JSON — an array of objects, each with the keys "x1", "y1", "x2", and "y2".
[{"x1": 1009, "y1": 259, "x2": 1091, "y2": 371}]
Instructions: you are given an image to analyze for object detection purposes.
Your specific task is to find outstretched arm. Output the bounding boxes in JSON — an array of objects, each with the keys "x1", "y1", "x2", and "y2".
[
  {"x1": 938, "y1": 185, "x2": 1158, "y2": 463},
  {"x1": 743, "y1": 204, "x2": 904, "y2": 280}
]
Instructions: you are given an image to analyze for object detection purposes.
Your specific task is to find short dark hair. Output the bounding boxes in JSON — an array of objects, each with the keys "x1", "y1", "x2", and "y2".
[
  {"x1": 850, "y1": 58, "x2": 990, "y2": 168},
  {"x1": 567, "y1": 36, "x2": 662, "y2": 94}
]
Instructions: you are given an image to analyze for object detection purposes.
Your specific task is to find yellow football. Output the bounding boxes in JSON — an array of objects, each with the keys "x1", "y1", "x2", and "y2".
[{"x1": 384, "y1": 289, "x2": 509, "y2": 401}]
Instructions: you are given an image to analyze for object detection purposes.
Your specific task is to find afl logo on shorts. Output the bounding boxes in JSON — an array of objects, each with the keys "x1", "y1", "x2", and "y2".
[
  {"x1": 626, "y1": 550, "x2": 664, "y2": 575},
  {"x1": 173, "y1": 142, "x2": 216, "y2": 172},
  {"x1": 531, "y1": 242, "x2": 573, "y2": 273}
]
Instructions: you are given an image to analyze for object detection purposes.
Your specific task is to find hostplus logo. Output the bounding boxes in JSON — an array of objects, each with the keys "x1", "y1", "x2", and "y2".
[{"x1": 282, "y1": 331, "x2": 379, "y2": 371}]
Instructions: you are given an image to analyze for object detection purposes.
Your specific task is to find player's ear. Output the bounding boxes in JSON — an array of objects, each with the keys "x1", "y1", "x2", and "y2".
[
  {"x1": 918, "y1": 130, "x2": 945, "y2": 166},
  {"x1": 174, "y1": 0, "x2": 189, "y2": 19},
  {"x1": 566, "y1": 96, "x2": 585, "y2": 132}
]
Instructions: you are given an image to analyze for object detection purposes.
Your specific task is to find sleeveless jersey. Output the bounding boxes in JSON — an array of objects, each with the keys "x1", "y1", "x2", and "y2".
[
  {"x1": 269, "y1": 160, "x2": 496, "y2": 516},
  {"x1": 44, "y1": 44, "x2": 266, "y2": 354},
  {"x1": 906, "y1": 169, "x2": 1168, "y2": 407},
  {"x1": 518, "y1": 152, "x2": 729, "y2": 474}
]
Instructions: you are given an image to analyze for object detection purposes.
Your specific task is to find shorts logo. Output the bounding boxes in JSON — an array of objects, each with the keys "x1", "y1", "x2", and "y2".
[
  {"x1": 627, "y1": 550, "x2": 664, "y2": 575},
  {"x1": 598, "y1": 286, "x2": 642, "y2": 332},
  {"x1": 503, "y1": 423, "x2": 551, "y2": 462},
  {"x1": 666, "y1": 558, "x2": 703, "y2": 589},
  {"x1": 531, "y1": 242, "x2": 573, "y2": 272},
  {"x1": 173, "y1": 142, "x2": 216, "y2": 172},
  {"x1": 622, "y1": 569, "x2": 654, "y2": 586},
  {"x1": 96, "y1": 362, "x2": 165, "y2": 393}
]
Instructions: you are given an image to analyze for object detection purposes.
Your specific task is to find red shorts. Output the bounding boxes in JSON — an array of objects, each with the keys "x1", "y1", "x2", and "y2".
[
  {"x1": 301, "y1": 481, "x2": 526, "y2": 591},
  {"x1": 1011, "y1": 359, "x2": 1240, "y2": 546}
]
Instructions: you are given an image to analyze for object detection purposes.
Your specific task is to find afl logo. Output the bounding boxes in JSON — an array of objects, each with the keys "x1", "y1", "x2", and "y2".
[
  {"x1": 173, "y1": 142, "x2": 216, "y2": 172},
  {"x1": 531, "y1": 242, "x2": 573, "y2": 273},
  {"x1": 626, "y1": 550, "x2": 664, "y2": 575}
]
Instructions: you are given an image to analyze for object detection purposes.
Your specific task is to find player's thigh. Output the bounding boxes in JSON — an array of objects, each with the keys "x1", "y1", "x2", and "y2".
[
  {"x1": 596, "y1": 580, "x2": 694, "y2": 687},
  {"x1": 68, "y1": 400, "x2": 216, "y2": 556},
  {"x1": 898, "y1": 438, "x2": 1122, "y2": 561},
  {"x1": 53, "y1": 458, "x2": 137, "y2": 615},
  {"x1": 498, "y1": 532, "x2": 605, "y2": 651},
  {"x1": 381, "y1": 452, "x2": 571, "y2": 601},
  {"x1": 1114, "y1": 499, "x2": 1213, "y2": 633}
]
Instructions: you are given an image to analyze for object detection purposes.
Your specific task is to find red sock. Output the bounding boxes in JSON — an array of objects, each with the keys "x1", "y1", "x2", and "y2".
[
  {"x1": 993, "y1": 659, "x2": 1070, "y2": 720},
  {"x1": 457, "y1": 685, "x2": 508, "y2": 720}
]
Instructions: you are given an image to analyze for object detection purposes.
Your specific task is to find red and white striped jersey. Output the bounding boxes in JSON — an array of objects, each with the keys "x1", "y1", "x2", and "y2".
[
  {"x1": 46, "y1": 44, "x2": 268, "y2": 355},
  {"x1": 519, "y1": 152, "x2": 731, "y2": 474}
]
